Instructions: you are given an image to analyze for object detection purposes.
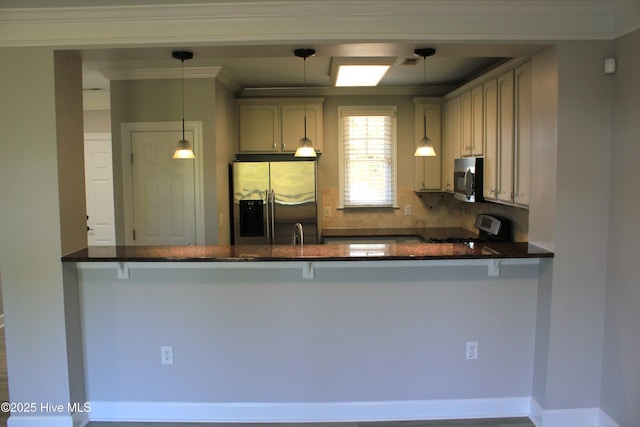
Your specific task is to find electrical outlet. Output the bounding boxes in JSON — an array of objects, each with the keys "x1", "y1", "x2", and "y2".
[
  {"x1": 404, "y1": 205, "x2": 412, "y2": 216},
  {"x1": 466, "y1": 341, "x2": 478, "y2": 360},
  {"x1": 219, "y1": 212, "x2": 224, "y2": 228},
  {"x1": 324, "y1": 206, "x2": 332, "y2": 217},
  {"x1": 161, "y1": 346, "x2": 173, "y2": 365}
]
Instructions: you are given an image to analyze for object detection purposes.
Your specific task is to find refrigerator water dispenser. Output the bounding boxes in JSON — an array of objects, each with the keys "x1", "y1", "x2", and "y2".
[{"x1": 239, "y1": 200, "x2": 264, "y2": 237}]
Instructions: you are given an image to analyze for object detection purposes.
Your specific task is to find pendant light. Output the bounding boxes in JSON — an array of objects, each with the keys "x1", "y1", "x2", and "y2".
[
  {"x1": 172, "y1": 50, "x2": 195, "y2": 159},
  {"x1": 294, "y1": 48, "x2": 317, "y2": 158},
  {"x1": 414, "y1": 48, "x2": 437, "y2": 157}
]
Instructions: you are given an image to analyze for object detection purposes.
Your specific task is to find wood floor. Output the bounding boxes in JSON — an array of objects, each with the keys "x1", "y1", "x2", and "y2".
[{"x1": 0, "y1": 327, "x2": 534, "y2": 427}]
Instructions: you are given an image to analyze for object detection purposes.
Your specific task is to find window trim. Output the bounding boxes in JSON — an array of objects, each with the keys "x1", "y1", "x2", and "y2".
[{"x1": 337, "y1": 105, "x2": 398, "y2": 209}]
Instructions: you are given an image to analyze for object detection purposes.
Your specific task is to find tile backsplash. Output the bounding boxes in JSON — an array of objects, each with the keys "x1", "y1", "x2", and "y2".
[{"x1": 320, "y1": 186, "x2": 529, "y2": 242}]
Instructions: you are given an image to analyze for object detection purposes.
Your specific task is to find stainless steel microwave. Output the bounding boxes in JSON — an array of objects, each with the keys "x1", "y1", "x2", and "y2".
[{"x1": 453, "y1": 157, "x2": 484, "y2": 202}]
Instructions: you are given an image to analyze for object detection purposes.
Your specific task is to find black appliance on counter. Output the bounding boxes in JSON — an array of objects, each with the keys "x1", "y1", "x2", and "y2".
[{"x1": 428, "y1": 214, "x2": 512, "y2": 244}]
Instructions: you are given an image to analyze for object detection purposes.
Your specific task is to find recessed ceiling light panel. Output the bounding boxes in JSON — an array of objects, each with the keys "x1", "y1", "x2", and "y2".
[
  {"x1": 335, "y1": 65, "x2": 390, "y2": 86},
  {"x1": 330, "y1": 57, "x2": 396, "y2": 87}
]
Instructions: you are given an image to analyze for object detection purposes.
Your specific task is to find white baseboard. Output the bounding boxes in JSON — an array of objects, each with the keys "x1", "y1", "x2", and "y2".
[
  {"x1": 88, "y1": 398, "x2": 531, "y2": 423},
  {"x1": 11, "y1": 399, "x2": 621, "y2": 427},
  {"x1": 598, "y1": 410, "x2": 622, "y2": 427},
  {"x1": 6, "y1": 409, "x2": 90, "y2": 427},
  {"x1": 530, "y1": 399, "x2": 622, "y2": 427},
  {"x1": 7, "y1": 415, "x2": 74, "y2": 427}
]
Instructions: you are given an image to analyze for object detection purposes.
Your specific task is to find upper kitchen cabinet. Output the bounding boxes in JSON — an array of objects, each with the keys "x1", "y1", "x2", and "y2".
[
  {"x1": 237, "y1": 98, "x2": 324, "y2": 153},
  {"x1": 483, "y1": 77, "x2": 499, "y2": 200},
  {"x1": 496, "y1": 69, "x2": 515, "y2": 204},
  {"x1": 513, "y1": 61, "x2": 531, "y2": 207},
  {"x1": 442, "y1": 96, "x2": 462, "y2": 193},
  {"x1": 413, "y1": 99, "x2": 442, "y2": 192},
  {"x1": 460, "y1": 85, "x2": 484, "y2": 157},
  {"x1": 483, "y1": 61, "x2": 531, "y2": 207}
]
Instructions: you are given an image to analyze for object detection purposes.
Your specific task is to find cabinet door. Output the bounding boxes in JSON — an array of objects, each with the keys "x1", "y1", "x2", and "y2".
[
  {"x1": 443, "y1": 97, "x2": 461, "y2": 192},
  {"x1": 238, "y1": 104, "x2": 280, "y2": 152},
  {"x1": 414, "y1": 103, "x2": 442, "y2": 191},
  {"x1": 514, "y1": 62, "x2": 531, "y2": 207},
  {"x1": 281, "y1": 103, "x2": 323, "y2": 153},
  {"x1": 470, "y1": 85, "x2": 484, "y2": 156},
  {"x1": 460, "y1": 91, "x2": 472, "y2": 156},
  {"x1": 483, "y1": 78, "x2": 498, "y2": 200},
  {"x1": 497, "y1": 69, "x2": 514, "y2": 204}
]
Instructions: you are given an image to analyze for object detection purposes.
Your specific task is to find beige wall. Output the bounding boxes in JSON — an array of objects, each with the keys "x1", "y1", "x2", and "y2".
[
  {"x1": 55, "y1": 51, "x2": 88, "y2": 255},
  {"x1": 83, "y1": 109, "x2": 111, "y2": 134},
  {"x1": 532, "y1": 40, "x2": 613, "y2": 413},
  {"x1": 215, "y1": 80, "x2": 238, "y2": 245},
  {"x1": 110, "y1": 77, "x2": 221, "y2": 244},
  {"x1": 0, "y1": 47, "x2": 77, "y2": 424},
  {"x1": 601, "y1": 27, "x2": 640, "y2": 426},
  {"x1": 528, "y1": 47, "x2": 558, "y2": 251}
]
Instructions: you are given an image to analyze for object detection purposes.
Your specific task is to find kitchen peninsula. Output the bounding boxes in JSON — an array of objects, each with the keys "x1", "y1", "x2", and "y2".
[
  {"x1": 63, "y1": 241, "x2": 551, "y2": 263},
  {"x1": 62, "y1": 241, "x2": 552, "y2": 424}
]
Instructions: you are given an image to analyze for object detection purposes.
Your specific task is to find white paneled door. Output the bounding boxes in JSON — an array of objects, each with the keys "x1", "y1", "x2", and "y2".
[
  {"x1": 130, "y1": 129, "x2": 196, "y2": 245},
  {"x1": 84, "y1": 133, "x2": 116, "y2": 245},
  {"x1": 122, "y1": 121, "x2": 205, "y2": 246}
]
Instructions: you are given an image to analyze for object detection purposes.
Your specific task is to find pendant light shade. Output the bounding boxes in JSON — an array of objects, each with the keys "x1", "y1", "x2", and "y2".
[
  {"x1": 172, "y1": 50, "x2": 195, "y2": 159},
  {"x1": 294, "y1": 48, "x2": 317, "y2": 158},
  {"x1": 414, "y1": 48, "x2": 437, "y2": 157},
  {"x1": 414, "y1": 114, "x2": 437, "y2": 157},
  {"x1": 173, "y1": 139, "x2": 196, "y2": 159}
]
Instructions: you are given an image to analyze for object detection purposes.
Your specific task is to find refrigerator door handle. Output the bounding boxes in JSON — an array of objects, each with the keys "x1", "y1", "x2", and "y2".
[
  {"x1": 264, "y1": 189, "x2": 270, "y2": 244},
  {"x1": 270, "y1": 189, "x2": 276, "y2": 245}
]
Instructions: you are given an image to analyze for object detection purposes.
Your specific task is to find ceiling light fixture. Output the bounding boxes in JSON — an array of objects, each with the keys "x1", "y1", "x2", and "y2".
[
  {"x1": 172, "y1": 50, "x2": 195, "y2": 159},
  {"x1": 330, "y1": 57, "x2": 395, "y2": 87},
  {"x1": 414, "y1": 48, "x2": 437, "y2": 157},
  {"x1": 336, "y1": 65, "x2": 390, "y2": 86},
  {"x1": 294, "y1": 48, "x2": 317, "y2": 158}
]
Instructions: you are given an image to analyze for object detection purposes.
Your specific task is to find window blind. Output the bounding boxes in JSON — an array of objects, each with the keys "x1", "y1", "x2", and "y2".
[{"x1": 340, "y1": 107, "x2": 397, "y2": 207}]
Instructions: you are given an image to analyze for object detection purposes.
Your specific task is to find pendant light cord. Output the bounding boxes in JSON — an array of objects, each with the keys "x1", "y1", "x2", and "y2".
[
  {"x1": 181, "y1": 58, "x2": 185, "y2": 141},
  {"x1": 422, "y1": 54, "x2": 427, "y2": 139},
  {"x1": 303, "y1": 56, "x2": 308, "y2": 139}
]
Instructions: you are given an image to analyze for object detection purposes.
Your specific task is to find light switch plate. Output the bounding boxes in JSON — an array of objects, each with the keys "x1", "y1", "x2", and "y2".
[{"x1": 604, "y1": 57, "x2": 616, "y2": 74}]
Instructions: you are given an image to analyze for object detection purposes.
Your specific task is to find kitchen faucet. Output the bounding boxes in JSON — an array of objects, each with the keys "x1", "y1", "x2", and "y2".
[{"x1": 292, "y1": 222, "x2": 304, "y2": 247}]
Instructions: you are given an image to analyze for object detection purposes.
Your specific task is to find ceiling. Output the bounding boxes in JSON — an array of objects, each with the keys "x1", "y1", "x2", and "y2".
[
  {"x1": 79, "y1": 42, "x2": 549, "y2": 97},
  {"x1": 4, "y1": 1, "x2": 636, "y2": 99}
]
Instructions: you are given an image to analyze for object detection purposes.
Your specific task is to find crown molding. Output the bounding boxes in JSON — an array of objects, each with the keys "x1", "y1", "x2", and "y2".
[
  {"x1": 612, "y1": 0, "x2": 640, "y2": 38},
  {"x1": 100, "y1": 66, "x2": 222, "y2": 81},
  {"x1": 99, "y1": 65, "x2": 242, "y2": 93},
  {"x1": 0, "y1": 0, "x2": 635, "y2": 47}
]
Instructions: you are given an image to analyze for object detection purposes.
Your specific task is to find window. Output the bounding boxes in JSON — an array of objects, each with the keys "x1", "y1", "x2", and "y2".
[{"x1": 338, "y1": 106, "x2": 397, "y2": 208}]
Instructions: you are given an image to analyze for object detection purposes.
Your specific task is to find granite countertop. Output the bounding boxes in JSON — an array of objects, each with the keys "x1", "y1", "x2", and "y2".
[{"x1": 62, "y1": 241, "x2": 553, "y2": 263}]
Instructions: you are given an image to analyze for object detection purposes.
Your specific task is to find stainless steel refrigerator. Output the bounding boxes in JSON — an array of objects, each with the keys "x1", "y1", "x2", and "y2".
[{"x1": 230, "y1": 160, "x2": 318, "y2": 245}]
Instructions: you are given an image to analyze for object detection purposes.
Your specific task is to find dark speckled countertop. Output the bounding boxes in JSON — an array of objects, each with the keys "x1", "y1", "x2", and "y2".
[{"x1": 61, "y1": 241, "x2": 553, "y2": 262}]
